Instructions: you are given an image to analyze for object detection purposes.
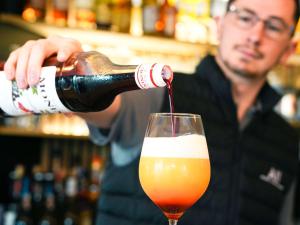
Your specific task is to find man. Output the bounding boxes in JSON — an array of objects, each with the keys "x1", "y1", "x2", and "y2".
[{"x1": 3, "y1": 0, "x2": 300, "y2": 224}]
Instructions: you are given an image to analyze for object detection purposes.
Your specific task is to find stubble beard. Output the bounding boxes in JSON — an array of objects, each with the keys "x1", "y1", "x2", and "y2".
[
  {"x1": 223, "y1": 58, "x2": 263, "y2": 80},
  {"x1": 218, "y1": 49, "x2": 269, "y2": 82}
]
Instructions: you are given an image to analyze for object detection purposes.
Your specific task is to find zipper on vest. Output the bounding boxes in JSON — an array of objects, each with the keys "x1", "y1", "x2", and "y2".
[{"x1": 227, "y1": 122, "x2": 242, "y2": 225}]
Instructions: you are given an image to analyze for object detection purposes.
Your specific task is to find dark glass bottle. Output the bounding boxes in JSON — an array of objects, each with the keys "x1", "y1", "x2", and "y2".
[
  {"x1": 156, "y1": 0, "x2": 177, "y2": 37},
  {"x1": 0, "y1": 51, "x2": 173, "y2": 116},
  {"x1": 63, "y1": 168, "x2": 79, "y2": 225},
  {"x1": 15, "y1": 177, "x2": 34, "y2": 225},
  {"x1": 31, "y1": 167, "x2": 44, "y2": 224},
  {"x1": 37, "y1": 174, "x2": 58, "y2": 225}
]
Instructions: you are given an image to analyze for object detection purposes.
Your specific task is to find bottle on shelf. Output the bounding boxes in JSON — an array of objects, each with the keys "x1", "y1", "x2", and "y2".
[
  {"x1": 0, "y1": 204, "x2": 4, "y2": 225},
  {"x1": 156, "y1": 0, "x2": 177, "y2": 37},
  {"x1": 74, "y1": 0, "x2": 97, "y2": 29},
  {"x1": 8, "y1": 165, "x2": 25, "y2": 204},
  {"x1": 95, "y1": 0, "x2": 113, "y2": 30},
  {"x1": 15, "y1": 177, "x2": 34, "y2": 225},
  {"x1": 45, "y1": 0, "x2": 69, "y2": 26},
  {"x1": 0, "y1": 51, "x2": 173, "y2": 117},
  {"x1": 22, "y1": 0, "x2": 46, "y2": 23},
  {"x1": 63, "y1": 167, "x2": 80, "y2": 225},
  {"x1": 129, "y1": 0, "x2": 143, "y2": 36},
  {"x1": 31, "y1": 166, "x2": 44, "y2": 224},
  {"x1": 3, "y1": 204, "x2": 18, "y2": 225},
  {"x1": 4, "y1": 165, "x2": 25, "y2": 225},
  {"x1": 67, "y1": 0, "x2": 77, "y2": 28},
  {"x1": 110, "y1": 0, "x2": 132, "y2": 33},
  {"x1": 175, "y1": 0, "x2": 211, "y2": 43},
  {"x1": 142, "y1": 0, "x2": 160, "y2": 35},
  {"x1": 37, "y1": 173, "x2": 58, "y2": 225}
]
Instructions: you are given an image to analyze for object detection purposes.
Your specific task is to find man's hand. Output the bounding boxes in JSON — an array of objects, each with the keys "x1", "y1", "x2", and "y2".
[{"x1": 4, "y1": 35, "x2": 83, "y2": 89}]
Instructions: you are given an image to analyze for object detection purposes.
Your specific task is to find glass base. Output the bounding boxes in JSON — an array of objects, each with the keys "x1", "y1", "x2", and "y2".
[{"x1": 169, "y1": 219, "x2": 178, "y2": 225}]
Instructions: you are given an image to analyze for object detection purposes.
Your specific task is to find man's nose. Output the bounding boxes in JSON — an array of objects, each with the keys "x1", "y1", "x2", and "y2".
[{"x1": 247, "y1": 21, "x2": 265, "y2": 46}]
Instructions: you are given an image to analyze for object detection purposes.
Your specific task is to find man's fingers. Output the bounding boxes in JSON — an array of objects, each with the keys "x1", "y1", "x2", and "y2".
[
  {"x1": 3, "y1": 36, "x2": 83, "y2": 89},
  {"x1": 4, "y1": 49, "x2": 19, "y2": 80},
  {"x1": 15, "y1": 40, "x2": 36, "y2": 88},
  {"x1": 48, "y1": 36, "x2": 83, "y2": 62},
  {"x1": 27, "y1": 39, "x2": 52, "y2": 86}
]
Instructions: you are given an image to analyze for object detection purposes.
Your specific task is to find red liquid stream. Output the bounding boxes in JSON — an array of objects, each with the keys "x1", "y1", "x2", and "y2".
[
  {"x1": 162, "y1": 80, "x2": 191, "y2": 221},
  {"x1": 164, "y1": 79, "x2": 175, "y2": 136},
  {"x1": 164, "y1": 79, "x2": 174, "y2": 115}
]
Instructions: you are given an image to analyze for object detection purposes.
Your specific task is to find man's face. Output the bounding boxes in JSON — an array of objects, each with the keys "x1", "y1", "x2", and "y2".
[{"x1": 217, "y1": 0, "x2": 296, "y2": 80}]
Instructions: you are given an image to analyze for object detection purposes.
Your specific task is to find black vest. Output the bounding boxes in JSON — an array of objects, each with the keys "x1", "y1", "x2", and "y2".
[{"x1": 96, "y1": 56, "x2": 299, "y2": 225}]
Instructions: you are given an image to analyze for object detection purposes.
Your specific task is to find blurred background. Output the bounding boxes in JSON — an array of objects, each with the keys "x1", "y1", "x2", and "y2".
[{"x1": 0, "y1": 0, "x2": 300, "y2": 225}]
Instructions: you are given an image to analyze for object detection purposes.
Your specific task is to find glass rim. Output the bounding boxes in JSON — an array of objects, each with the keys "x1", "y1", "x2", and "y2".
[{"x1": 149, "y1": 113, "x2": 202, "y2": 119}]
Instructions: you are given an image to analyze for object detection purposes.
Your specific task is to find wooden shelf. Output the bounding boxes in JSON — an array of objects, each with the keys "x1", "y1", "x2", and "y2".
[
  {"x1": 0, "y1": 114, "x2": 89, "y2": 140},
  {"x1": 0, "y1": 14, "x2": 216, "y2": 73},
  {"x1": 0, "y1": 126, "x2": 87, "y2": 139}
]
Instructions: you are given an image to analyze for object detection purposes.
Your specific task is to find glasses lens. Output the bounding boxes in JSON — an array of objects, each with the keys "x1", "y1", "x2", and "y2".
[
  {"x1": 264, "y1": 19, "x2": 287, "y2": 39},
  {"x1": 231, "y1": 8, "x2": 290, "y2": 40},
  {"x1": 234, "y1": 10, "x2": 256, "y2": 28}
]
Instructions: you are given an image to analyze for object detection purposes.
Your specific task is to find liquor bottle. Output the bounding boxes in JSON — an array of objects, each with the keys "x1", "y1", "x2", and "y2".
[
  {"x1": 142, "y1": 0, "x2": 160, "y2": 35},
  {"x1": 0, "y1": 204, "x2": 4, "y2": 225},
  {"x1": 95, "y1": 0, "x2": 112, "y2": 30},
  {"x1": 74, "y1": 0, "x2": 96, "y2": 29},
  {"x1": 156, "y1": 0, "x2": 177, "y2": 37},
  {"x1": 175, "y1": 0, "x2": 210, "y2": 43},
  {"x1": 37, "y1": 174, "x2": 58, "y2": 225},
  {"x1": 22, "y1": 0, "x2": 46, "y2": 23},
  {"x1": 110, "y1": 0, "x2": 131, "y2": 33},
  {"x1": 15, "y1": 177, "x2": 34, "y2": 225},
  {"x1": 0, "y1": 51, "x2": 173, "y2": 117},
  {"x1": 52, "y1": 0, "x2": 69, "y2": 26},
  {"x1": 3, "y1": 204, "x2": 17, "y2": 225},
  {"x1": 8, "y1": 165, "x2": 25, "y2": 204},
  {"x1": 31, "y1": 166, "x2": 44, "y2": 224},
  {"x1": 63, "y1": 168, "x2": 80, "y2": 225},
  {"x1": 129, "y1": 0, "x2": 143, "y2": 36}
]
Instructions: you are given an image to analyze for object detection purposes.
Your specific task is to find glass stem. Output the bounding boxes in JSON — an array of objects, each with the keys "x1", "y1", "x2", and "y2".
[{"x1": 168, "y1": 219, "x2": 178, "y2": 225}]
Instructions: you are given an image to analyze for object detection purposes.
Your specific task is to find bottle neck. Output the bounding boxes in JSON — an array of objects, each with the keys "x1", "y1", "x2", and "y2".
[{"x1": 110, "y1": 64, "x2": 137, "y2": 75}]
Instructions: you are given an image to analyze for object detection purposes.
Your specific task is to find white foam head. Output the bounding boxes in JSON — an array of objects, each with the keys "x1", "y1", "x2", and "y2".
[{"x1": 141, "y1": 134, "x2": 209, "y2": 159}]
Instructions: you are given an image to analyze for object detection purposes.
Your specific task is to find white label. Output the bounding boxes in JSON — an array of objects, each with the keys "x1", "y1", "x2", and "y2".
[
  {"x1": 0, "y1": 66, "x2": 71, "y2": 116},
  {"x1": 143, "y1": 5, "x2": 159, "y2": 33},
  {"x1": 164, "y1": 9, "x2": 176, "y2": 36},
  {"x1": 53, "y1": 0, "x2": 68, "y2": 11}
]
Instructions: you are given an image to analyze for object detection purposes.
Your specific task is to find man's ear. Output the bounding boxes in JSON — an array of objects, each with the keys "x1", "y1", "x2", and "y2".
[
  {"x1": 279, "y1": 39, "x2": 298, "y2": 64},
  {"x1": 215, "y1": 15, "x2": 226, "y2": 41}
]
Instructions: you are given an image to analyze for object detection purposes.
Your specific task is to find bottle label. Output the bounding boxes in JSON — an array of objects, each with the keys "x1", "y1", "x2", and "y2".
[
  {"x1": 135, "y1": 63, "x2": 172, "y2": 89},
  {"x1": 53, "y1": 0, "x2": 68, "y2": 11},
  {"x1": 0, "y1": 66, "x2": 71, "y2": 116},
  {"x1": 143, "y1": 5, "x2": 159, "y2": 33}
]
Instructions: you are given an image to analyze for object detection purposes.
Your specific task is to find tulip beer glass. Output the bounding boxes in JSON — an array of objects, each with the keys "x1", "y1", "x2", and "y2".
[{"x1": 139, "y1": 113, "x2": 211, "y2": 225}]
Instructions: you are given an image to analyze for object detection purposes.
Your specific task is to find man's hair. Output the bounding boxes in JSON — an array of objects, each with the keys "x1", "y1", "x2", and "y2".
[{"x1": 226, "y1": 0, "x2": 300, "y2": 24}]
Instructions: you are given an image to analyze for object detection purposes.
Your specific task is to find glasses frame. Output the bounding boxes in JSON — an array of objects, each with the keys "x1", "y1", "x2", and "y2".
[{"x1": 227, "y1": 4, "x2": 294, "y2": 40}]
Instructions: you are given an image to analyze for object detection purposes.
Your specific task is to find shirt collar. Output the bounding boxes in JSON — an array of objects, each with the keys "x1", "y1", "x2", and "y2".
[{"x1": 195, "y1": 55, "x2": 282, "y2": 114}]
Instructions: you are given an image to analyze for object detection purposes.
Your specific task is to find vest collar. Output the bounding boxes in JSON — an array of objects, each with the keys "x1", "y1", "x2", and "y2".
[{"x1": 195, "y1": 55, "x2": 282, "y2": 115}]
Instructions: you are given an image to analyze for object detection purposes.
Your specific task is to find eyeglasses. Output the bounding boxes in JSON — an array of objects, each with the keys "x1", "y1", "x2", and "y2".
[{"x1": 227, "y1": 4, "x2": 294, "y2": 40}]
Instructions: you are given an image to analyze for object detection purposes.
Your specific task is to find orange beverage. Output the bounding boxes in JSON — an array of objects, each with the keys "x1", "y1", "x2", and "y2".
[{"x1": 139, "y1": 134, "x2": 210, "y2": 220}]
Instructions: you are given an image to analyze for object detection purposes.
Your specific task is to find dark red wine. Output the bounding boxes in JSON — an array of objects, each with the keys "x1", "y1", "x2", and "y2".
[
  {"x1": 56, "y1": 73, "x2": 137, "y2": 112},
  {"x1": 164, "y1": 79, "x2": 174, "y2": 115},
  {"x1": 164, "y1": 78, "x2": 176, "y2": 135}
]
